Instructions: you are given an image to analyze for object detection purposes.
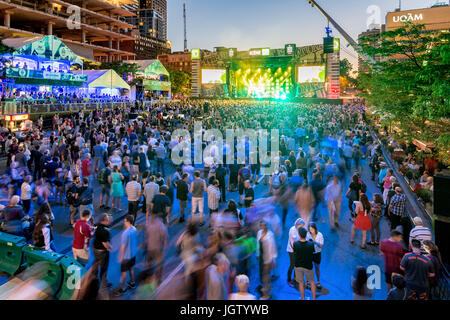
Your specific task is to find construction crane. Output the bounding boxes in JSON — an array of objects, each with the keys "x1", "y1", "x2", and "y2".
[
  {"x1": 305, "y1": 0, "x2": 376, "y2": 65},
  {"x1": 183, "y1": 3, "x2": 188, "y2": 52}
]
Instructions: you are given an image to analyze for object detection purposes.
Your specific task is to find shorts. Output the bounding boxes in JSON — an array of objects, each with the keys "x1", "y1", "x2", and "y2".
[
  {"x1": 312, "y1": 252, "x2": 322, "y2": 264},
  {"x1": 101, "y1": 184, "x2": 110, "y2": 196},
  {"x1": 295, "y1": 267, "x2": 315, "y2": 285},
  {"x1": 121, "y1": 257, "x2": 136, "y2": 272},
  {"x1": 238, "y1": 183, "x2": 245, "y2": 195},
  {"x1": 72, "y1": 247, "x2": 90, "y2": 265},
  {"x1": 251, "y1": 164, "x2": 260, "y2": 175},
  {"x1": 178, "y1": 200, "x2": 187, "y2": 209}
]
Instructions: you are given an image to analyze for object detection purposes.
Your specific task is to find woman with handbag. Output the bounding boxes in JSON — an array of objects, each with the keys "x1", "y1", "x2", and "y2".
[{"x1": 350, "y1": 194, "x2": 372, "y2": 249}]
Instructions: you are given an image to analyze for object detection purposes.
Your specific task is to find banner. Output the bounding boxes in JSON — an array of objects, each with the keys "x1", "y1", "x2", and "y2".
[{"x1": 6, "y1": 68, "x2": 87, "y2": 82}]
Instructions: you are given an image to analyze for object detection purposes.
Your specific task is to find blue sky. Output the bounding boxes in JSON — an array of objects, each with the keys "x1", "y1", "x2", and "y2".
[{"x1": 167, "y1": 0, "x2": 438, "y2": 71}]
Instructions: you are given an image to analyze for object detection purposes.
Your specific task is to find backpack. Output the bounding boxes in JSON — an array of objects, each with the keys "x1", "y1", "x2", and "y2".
[
  {"x1": 272, "y1": 173, "x2": 281, "y2": 189},
  {"x1": 97, "y1": 168, "x2": 108, "y2": 184},
  {"x1": 241, "y1": 167, "x2": 251, "y2": 181}
]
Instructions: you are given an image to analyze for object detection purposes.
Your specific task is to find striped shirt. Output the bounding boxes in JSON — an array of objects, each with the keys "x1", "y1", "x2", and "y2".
[
  {"x1": 409, "y1": 226, "x2": 432, "y2": 245},
  {"x1": 207, "y1": 185, "x2": 220, "y2": 210},
  {"x1": 126, "y1": 181, "x2": 142, "y2": 202}
]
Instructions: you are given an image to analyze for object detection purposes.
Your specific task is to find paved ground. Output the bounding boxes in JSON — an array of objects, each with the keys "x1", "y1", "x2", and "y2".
[{"x1": 0, "y1": 146, "x2": 396, "y2": 300}]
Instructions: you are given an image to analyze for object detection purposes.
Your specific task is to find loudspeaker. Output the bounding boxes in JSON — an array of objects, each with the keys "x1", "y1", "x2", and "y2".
[
  {"x1": 434, "y1": 171, "x2": 450, "y2": 218},
  {"x1": 434, "y1": 219, "x2": 450, "y2": 266}
]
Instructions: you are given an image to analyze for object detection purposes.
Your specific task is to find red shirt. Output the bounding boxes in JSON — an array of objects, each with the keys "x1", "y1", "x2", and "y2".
[
  {"x1": 380, "y1": 239, "x2": 406, "y2": 274},
  {"x1": 72, "y1": 220, "x2": 92, "y2": 250},
  {"x1": 81, "y1": 159, "x2": 91, "y2": 177}
]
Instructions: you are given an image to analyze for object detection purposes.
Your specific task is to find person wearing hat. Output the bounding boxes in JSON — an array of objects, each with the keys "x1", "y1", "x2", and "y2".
[
  {"x1": 409, "y1": 217, "x2": 432, "y2": 251},
  {"x1": 286, "y1": 218, "x2": 305, "y2": 287}
]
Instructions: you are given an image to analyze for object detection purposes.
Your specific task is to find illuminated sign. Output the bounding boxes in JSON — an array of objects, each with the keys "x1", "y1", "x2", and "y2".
[
  {"x1": 249, "y1": 48, "x2": 270, "y2": 56},
  {"x1": 261, "y1": 48, "x2": 270, "y2": 56},
  {"x1": 191, "y1": 49, "x2": 200, "y2": 60},
  {"x1": 392, "y1": 12, "x2": 423, "y2": 23},
  {"x1": 5, "y1": 114, "x2": 29, "y2": 121},
  {"x1": 334, "y1": 38, "x2": 340, "y2": 51},
  {"x1": 285, "y1": 44, "x2": 296, "y2": 55}
]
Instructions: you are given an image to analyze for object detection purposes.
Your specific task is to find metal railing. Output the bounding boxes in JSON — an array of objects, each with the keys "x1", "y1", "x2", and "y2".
[{"x1": 0, "y1": 101, "x2": 133, "y2": 115}]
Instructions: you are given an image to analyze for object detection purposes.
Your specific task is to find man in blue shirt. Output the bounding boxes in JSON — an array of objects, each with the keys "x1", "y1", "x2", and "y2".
[{"x1": 115, "y1": 215, "x2": 138, "y2": 296}]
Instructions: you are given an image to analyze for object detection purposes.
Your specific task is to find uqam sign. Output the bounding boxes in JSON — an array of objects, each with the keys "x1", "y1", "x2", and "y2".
[{"x1": 392, "y1": 12, "x2": 423, "y2": 23}]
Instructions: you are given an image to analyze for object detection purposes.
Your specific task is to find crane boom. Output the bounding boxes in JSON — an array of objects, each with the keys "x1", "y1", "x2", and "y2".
[{"x1": 306, "y1": 0, "x2": 375, "y2": 65}]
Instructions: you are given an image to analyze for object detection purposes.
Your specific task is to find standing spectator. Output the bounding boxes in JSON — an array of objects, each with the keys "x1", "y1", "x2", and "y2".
[
  {"x1": 155, "y1": 143, "x2": 166, "y2": 176},
  {"x1": 238, "y1": 164, "x2": 251, "y2": 205},
  {"x1": 368, "y1": 193, "x2": 383, "y2": 246},
  {"x1": 229, "y1": 274, "x2": 257, "y2": 300},
  {"x1": 67, "y1": 175, "x2": 81, "y2": 226},
  {"x1": 190, "y1": 170, "x2": 207, "y2": 225},
  {"x1": 138, "y1": 147, "x2": 148, "y2": 179},
  {"x1": 380, "y1": 230, "x2": 406, "y2": 291},
  {"x1": 382, "y1": 169, "x2": 394, "y2": 204},
  {"x1": 293, "y1": 227, "x2": 316, "y2": 300},
  {"x1": 388, "y1": 187, "x2": 407, "y2": 230},
  {"x1": 286, "y1": 218, "x2": 305, "y2": 287},
  {"x1": 125, "y1": 175, "x2": 142, "y2": 223},
  {"x1": 93, "y1": 213, "x2": 112, "y2": 288},
  {"x1": 145, "y1": 213, "x2": 168, "y2": 285},
  {"x1": 325, "y1": 175, "x2": 342, "y2": 228},
  {"x1": 98, "y1": 161, "x2": 112, "y2": 209},
  {"x1": 352, "y1": 266, "x2": 373, "y2": 300},
  {"x1": 109, "y1": 166, "x2": 124, "y2": 211},
  {"x1": 176, "y1": 173, "x2": 189, "y2": 223},
  {"x1": 243, "y1": 180, "x2": 254, "y2": 208},
  {"x1": 81, "y1": 153, "x2": 92, "y2": 182},
  {"x1": 215, "y1": 164, "x2": 227, "y2": 202},
  {"x1": 307, "y1": 222, "x2": 324, "y2": 290},
  {"x1": 423, "y1": 240, "x2": 442, "y2": 300},
  {"x1": 144, "y1": 175, "x2": 160, "y2": 218},
  {"x1": 115, "y1": 215, "x2": 138, "y2": 296},
  {"x1": 150, "y1": 185, "x2": 171, "y2": 224},
  {"x1": 400, "y1": 239, "x2": 435, "y2": 300},
  {"x1": 72, "y1": 210, "x2": 93, "y2": 266},
  {"x1": 205, "y1": 253, "x2": 230, "y2": 300},
  {"x1": 256, "y1": 220, "x2": 277, "y2": 300},
  {"x1": 207, "y1": 179, "x2": 221, "y2": 215},
  {"x1": 409, "y1": 217, "x2": 432, "y2": 250},
  {"x1": 92, "y1": 141, "x2": 104, "y2": 173},
  {"x1": 78, "y1": 177, "x2": 94, "y2": 216},
  {"x1": 350, "y1": 194, "x2": 372, "y2": 249},
  {"x1": 346, "y1": 174, "x2": 361, "y2": 219},
  {"x1": 20, "y1": 175, "x2": 32, "y2": 215}
]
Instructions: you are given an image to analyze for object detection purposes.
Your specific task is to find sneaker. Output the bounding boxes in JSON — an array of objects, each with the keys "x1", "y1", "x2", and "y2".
[
  {"x1": 316, "y1": 282, "x2": 322, "y2": 290},
  {"x1": 127, "y1": 281, "x2": 136, "y2": 289},
  {"x1": 113, "y1": 287, "x2": 127, "y2": 297}
]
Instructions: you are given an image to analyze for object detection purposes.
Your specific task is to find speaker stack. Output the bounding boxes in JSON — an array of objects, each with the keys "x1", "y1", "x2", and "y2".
[{"x1": 433, "y1": 170, "x2": 450, "y2": 267}]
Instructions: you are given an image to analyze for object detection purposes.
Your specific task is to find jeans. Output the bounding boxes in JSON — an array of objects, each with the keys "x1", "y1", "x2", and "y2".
[
  {"x1": 287, "y1": 252, "x2": 295, "y2": 282},
  {"x1": 156, "y1": 158, "x2": 165, "y2": 176},
  {"x1": 93, "y1": 249, "x2": 109, "y2": 284},
  {"x1": 128, "y1": 201, "x2": 139, "y2": 223}
]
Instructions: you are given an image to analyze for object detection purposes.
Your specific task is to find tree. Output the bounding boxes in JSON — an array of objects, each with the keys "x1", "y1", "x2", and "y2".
[
  {"x1": 167, "y1": 68, "x2": 191, "y2": 96},
  {"x1": 357, "y1": 22, "x2": 450, "y2": 165},
  {"x1": 340, "y1": 58, "x2": 356, "y2": 92}
]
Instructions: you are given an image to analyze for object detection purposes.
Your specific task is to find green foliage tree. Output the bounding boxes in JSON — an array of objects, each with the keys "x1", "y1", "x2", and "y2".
[
  {"x1": 167, "y1": 67, "x2": 191, "y2": 96},
  {"x1": 340, "y1": 58, "x2": 353, "y2": 78},
  {"x1": 357, "y1": 22, "x2": 450, "y2": 165}
]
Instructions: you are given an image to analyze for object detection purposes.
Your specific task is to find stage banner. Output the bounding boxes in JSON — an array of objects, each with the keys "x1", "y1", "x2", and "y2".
[{"x1": 5, "y1": 68, "x2": 87, "y2": 82}]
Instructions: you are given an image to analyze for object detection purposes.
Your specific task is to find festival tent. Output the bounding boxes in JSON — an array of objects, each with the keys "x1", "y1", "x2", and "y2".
[
  {"x1": 72, "y1": 69, "x2": 130, "y2": 90},
  {"x1": 129, "y1": 59, "x2": 171, "y2": 92}
]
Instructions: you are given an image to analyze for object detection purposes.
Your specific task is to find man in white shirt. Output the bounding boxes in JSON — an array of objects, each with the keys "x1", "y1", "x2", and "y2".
[{"x1": 286, "y1": 218, "x2": 305, "y2": 286}]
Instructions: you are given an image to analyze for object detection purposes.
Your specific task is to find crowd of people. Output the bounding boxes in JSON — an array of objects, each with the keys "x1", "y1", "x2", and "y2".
[{"x1": 0, "y1": 99, "x2": 444, "y2": 300}]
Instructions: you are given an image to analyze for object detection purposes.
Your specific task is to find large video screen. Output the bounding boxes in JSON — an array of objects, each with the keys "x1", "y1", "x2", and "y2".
[
  {"x1": 297, "y1": 66, "x2": 326, "y2": 83},
  {"x1": 201, "y1": 69, "x2": 226, "y2": 84}
]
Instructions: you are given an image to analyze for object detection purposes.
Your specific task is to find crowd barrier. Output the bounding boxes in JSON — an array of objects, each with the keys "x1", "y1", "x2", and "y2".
[{"x1": 0, "y1": 232, "x2": 85, "y2": 300}]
